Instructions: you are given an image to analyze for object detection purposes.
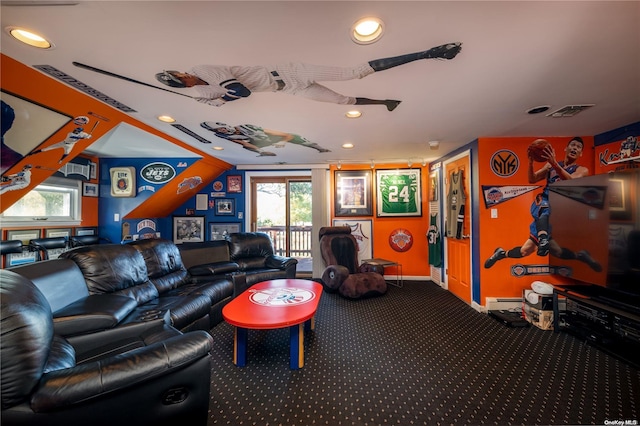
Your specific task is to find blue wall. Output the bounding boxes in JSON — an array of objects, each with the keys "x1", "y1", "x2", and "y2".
[{"x1": 98, "y1": 157, "x2": 200, "y2": 243}]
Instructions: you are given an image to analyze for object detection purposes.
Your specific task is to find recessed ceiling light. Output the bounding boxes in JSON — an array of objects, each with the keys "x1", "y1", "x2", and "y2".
[
  {"x1": 342, "y1": 143, "x2": 354, "y2": 149},
  {"x1": 6, "y1": 27, "x2": 53, "y2": 49},
  {"x1": 157, "y1": 115, "x2": 176, "y2": 123},
  {"x1": 212, "y1": 146, "x2": 224, "y2": 151},
  {"x1": 351, "y1": 17, "x2": 384, "y2": 44},
  {"x1": 345, "y1": 110, "x2": 362, "y2": 118}
]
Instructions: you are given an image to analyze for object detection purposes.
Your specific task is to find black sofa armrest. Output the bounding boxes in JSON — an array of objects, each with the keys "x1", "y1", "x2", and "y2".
[
  {"x1": 66, "y1": 317, "x2": 172, "y2": 356},
  {"x1": 188, "y1": 261, "x2": 239, "y2": 276},
  {"x1": 52, "y1": 294, "x2": 139, "y2": 337},
  {"x1": 266, "y1": 255, "x2": 298, "y2": 270},
  {"x1": 31, "y1": 331, "x2": 213, "y2": 412}
]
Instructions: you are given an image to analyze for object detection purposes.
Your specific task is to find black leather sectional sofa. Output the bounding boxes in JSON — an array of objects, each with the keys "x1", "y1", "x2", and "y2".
[{"x1": 0, "y1": 232, "x2": 297, "y2": 425}]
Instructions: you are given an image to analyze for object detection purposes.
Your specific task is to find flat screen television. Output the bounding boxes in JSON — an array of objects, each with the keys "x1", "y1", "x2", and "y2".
[{"x1": 548, "y1": 168, "x2": 640, "y2": 311}]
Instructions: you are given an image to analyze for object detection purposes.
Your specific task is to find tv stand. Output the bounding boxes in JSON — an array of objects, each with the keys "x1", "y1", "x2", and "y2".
[{"x1": 553, "y1": 285, "x2": 640, "y2": 368}]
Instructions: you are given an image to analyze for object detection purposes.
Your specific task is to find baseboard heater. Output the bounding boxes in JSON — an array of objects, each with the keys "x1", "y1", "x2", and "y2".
[{"x1": 485, "y1": 297, "x2": 522, "y2": 312}]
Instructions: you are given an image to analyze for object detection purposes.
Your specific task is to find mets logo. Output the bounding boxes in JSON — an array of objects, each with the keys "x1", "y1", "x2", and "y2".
[
  {"x1": 177, "y1": 176, "x2": 203, "y2": 194},
  {"x1": 140, "y1": 162, "x2": 176, "y2": 184},
  {"x1": 248, "y1": 287, "x2": 316, "y2": 306},
  {"x1": 490, "y1": 150, "x2": 519, "y2": 177},
  {"x1": 389, "y1": 228, "x2": 413, "y2": 252}
]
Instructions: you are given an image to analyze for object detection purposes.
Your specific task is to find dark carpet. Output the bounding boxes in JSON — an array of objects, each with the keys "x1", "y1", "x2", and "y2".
[{"x1": 207, "y1": 281, "x2": 640, "y2": 425}]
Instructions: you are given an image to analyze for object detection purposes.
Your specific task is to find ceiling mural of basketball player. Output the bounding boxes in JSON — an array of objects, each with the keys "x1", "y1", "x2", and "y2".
[
  {"x1": 156, "y1": 42, "x2": 462, "y2": 111},
  {"x1": 201, "y1": 121, "x2": 330, "y2": 157},
  {"x1": 484, "y1": 137, "x2": 603, "y2": 272}
]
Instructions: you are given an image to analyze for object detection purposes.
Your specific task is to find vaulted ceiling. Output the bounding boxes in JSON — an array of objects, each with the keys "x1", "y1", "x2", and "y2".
[{"x1": 2, "y1": 1, "x2": 639, "y2": 167}]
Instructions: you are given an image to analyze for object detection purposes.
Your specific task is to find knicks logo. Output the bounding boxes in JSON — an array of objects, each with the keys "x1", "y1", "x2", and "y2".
[
  {"x1": 389, "y1": 229, "x2": 413, "y2": 252},
  {"x1": 490, "y1": 150, "x2": 519, "y2": 177}
]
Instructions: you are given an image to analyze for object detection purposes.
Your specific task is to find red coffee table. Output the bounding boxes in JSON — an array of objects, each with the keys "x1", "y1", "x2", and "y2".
[{"x1": 222, "y1": 279, "x2": 323, "y2": 369}]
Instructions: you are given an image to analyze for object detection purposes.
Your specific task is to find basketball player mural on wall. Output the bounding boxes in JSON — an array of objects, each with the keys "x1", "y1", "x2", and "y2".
[{"x1": 484, "y1": 137, "x2": 603, "y2": 272}]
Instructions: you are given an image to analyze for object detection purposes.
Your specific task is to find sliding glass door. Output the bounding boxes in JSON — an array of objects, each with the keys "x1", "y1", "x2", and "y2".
[{"x1": 251, "y1": 177, "x2": 312, "y2": 275}]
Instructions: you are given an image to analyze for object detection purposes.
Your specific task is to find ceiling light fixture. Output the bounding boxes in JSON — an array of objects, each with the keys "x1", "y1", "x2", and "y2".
[
  {"x1": 351, "y1": 17, "x2": 384, "y2": 45},
  {"x1": 429, "y1": 141, "x2": 440, "y2": 150},
  {"x1": 345, "y1": 110, "x2": 362, "y2": 118},
  {"x1": 157, "y1": 115, "x2": 176, "y2": 123},
  {"x1": 342, "y1": 143, "x2": 354, "y2": 149},
  {"x1": 6, "y1": 26, "x2": 53, "y2": 49},
  {"x1": 212, "y1": 146, "x2": 224, "y2": 151}
]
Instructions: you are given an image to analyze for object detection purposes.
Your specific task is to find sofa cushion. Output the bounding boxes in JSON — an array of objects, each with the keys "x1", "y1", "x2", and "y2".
[
  {"x1": 143, "y1": 294, "x2": 211, "y2": 331},
  {"x1": 236, "y1": 257, "x2": 267, "y2": 271},
  {"x1": 61, "y1": 244, "x2": 159, "y2": 305},
  {"x1": 179, "y1": 240, "x2": 231, "y2": 269},
  {"x1": 52, "y1": 294, "x2": 139, "y2": 336},
  {"x1": 128, "y1": 239, "x2": 190, "y2": 293},
  {"x1": 8, "y1": 259, "x2": 89, "y2": 313},
  {"x1": 188, "y1": 261, "x2": 239, "y2": 277},
  {"x1": 227, "y1": 232, "x2": 274, "y2": 259}
]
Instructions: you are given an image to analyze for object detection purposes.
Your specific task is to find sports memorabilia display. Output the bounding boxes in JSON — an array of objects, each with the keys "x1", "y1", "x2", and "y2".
[
  {"x1": 376, "y1": 169, "x2": 421, "y2": 217},
  {"x1": 110, "y1": 166, "x2": 136, "y2": 197}
]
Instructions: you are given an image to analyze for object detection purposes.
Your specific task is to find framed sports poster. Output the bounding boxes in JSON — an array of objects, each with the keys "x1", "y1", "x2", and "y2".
[
  {"x1": 376, "y1": 169, "x2": 422, "y2": 217},
  {"x1": 227, "y1": 175, "x2": 242, "y2": 193},
  {"x1": 334, "y1": 170, "x2": 373, "y2": 216}
]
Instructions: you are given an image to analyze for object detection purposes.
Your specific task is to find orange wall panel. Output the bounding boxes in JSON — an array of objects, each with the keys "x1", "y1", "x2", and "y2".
[{"x1": 477, "y1": 136, "x2": 595, "y2": 302}]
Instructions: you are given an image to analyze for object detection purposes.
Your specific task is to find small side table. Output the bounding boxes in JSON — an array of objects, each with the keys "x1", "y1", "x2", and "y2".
[{"x1": 362, "y1": 258, "x2": 403, "y2": 288}]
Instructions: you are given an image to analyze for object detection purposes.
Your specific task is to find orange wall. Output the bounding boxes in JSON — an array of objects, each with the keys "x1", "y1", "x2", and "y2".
[
  {"x1": 329, "y1": 164, "x2": 430, "y2": 278},
  {"x1": 477, "y1": 136, "x2": 595, "y2": 302}
]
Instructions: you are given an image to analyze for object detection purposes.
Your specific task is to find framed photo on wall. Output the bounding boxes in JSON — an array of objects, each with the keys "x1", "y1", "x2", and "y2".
[
  {"x1": 82, "y1": 182, "x2": 99, "y2": 197},
  {"x1": 376, "y1": 169, "x2": 422, "y2": 217},
  {"x1": 215, "y1": 198, "x2": 235, "y2": 216},
  {"x1": 334, "y1": 170, "x2": 373, "y2": 216},
  {"x1": 210, "y1": 222, "x2": 241, "y2": 240},
  {"x1": 75, "y1": 227, "x2": 97, "y2": 236},
  {"x1": 227, "y1": 175, "x2": 242, "y2": 193},
  {"x1": 45, "y1": 228, "x2": 72, "y2": 238},
  {"x1": 333, "y1": 219, "x2": 373, "y2": 261},
  {"x1": 173, "y1": 216, "x2": 205, "y2": 244},
  {"x1": 5, "y1": 229, "x2": 41, "y2": 267}
]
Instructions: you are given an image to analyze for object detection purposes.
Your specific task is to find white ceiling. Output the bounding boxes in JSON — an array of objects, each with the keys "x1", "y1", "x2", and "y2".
[{"x1": 2, "y1": 1, "x2": 639, "y2": 167}]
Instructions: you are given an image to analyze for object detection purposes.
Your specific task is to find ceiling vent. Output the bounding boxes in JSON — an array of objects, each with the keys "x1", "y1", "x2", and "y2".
[{"x1": 546, "y1": 104, "x2": 595, "y2": 118}]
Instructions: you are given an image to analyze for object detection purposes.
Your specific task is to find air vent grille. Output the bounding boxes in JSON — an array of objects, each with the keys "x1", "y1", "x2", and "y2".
[{"x1": 546, "y1": 104, "x2": 595, "y2": 118}]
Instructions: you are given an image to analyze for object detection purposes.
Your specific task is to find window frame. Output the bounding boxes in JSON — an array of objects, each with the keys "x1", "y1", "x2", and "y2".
[{"x1": 0, "y1": 176, "x2": 82, "y2": 227}]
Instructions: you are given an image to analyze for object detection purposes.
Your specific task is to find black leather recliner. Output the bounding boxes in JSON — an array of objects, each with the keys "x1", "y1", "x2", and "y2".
[{"x1": 0, "y1": 269, "x2": 213, "y2": 426}]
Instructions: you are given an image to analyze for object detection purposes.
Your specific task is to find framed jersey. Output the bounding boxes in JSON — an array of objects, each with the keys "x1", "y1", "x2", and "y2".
[{"x1": 376, "y1": 169, "x2": 422, "y2": 217}]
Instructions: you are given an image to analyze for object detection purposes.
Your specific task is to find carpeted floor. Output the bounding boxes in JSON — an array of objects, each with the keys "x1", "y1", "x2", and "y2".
[{"x1": 207, "y1": 280, "x2": 640, "y2": 425}]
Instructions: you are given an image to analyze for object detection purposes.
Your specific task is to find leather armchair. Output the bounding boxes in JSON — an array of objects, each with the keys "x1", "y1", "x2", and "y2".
[
  {"x1": 319, "y1": 226, "x2": 387, "y2": 299},
  {"x1": 0, "y1": 269, "x2": 213, "y2": 426}
]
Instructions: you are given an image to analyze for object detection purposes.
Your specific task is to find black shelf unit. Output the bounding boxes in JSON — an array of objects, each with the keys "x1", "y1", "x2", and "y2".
[{"x1": 553, "y1": 285, "x2": 640, "y2": 369}]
